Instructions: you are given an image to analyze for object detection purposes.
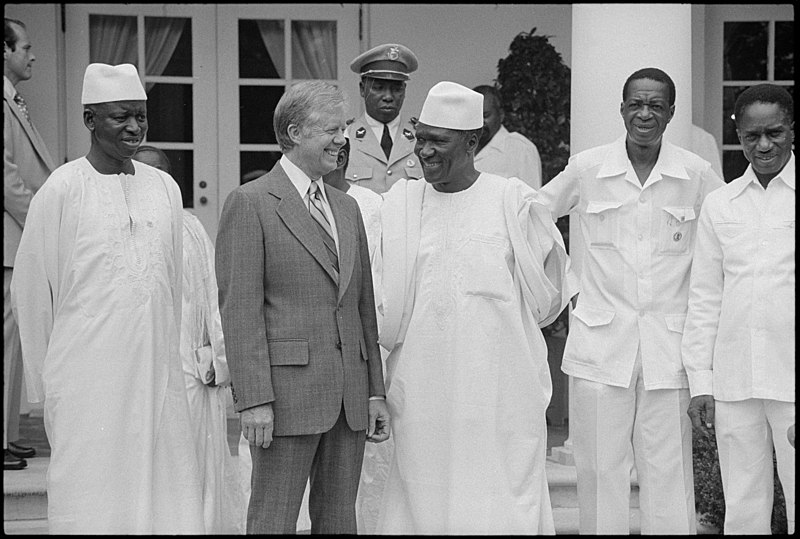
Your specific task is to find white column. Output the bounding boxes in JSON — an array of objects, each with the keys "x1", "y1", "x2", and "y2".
[{"x1": 551, "y1": 4, "x2": 694, "y2": 467}]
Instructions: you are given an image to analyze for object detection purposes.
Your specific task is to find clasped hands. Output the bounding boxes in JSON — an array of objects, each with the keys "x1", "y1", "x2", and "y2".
[{"x1": 240, "y1": 399, "x2": 391, "y2": 448}]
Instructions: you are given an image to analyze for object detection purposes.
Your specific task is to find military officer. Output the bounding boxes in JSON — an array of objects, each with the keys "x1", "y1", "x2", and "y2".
[{"x1": 346, "y1": 43, "x2": 422, "y2": 194}]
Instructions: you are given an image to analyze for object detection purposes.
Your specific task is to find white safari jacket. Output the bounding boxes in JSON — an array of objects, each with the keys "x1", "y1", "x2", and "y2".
[{"x1": 536, "y1": 136, "x2": 724, "y2": 389}]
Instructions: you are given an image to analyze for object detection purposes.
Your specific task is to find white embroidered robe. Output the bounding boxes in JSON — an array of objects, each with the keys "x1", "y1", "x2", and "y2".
[
  {"x1": 375, "y1": 173, "x2": 571, "y2": 534},
  {"x1": 11, "y1": 157, "x2": 204, "y2": 534}
]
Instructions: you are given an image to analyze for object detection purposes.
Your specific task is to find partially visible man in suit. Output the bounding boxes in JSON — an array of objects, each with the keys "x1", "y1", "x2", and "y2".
[
  {"x1": 216, "y1": 80, "x2": 390, "y2": 534},
  {"x1": 3, "y1": 17, "x2": 55, "y2": 471},
  {"x1": 345, "y1": 43, "x2": 422, "y2": 193}
]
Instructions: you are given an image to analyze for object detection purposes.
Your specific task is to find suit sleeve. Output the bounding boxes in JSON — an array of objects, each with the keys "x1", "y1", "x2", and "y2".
[
  {"x1": 355, "y1": 204, "x2": 386, "y2": 398},
  {"x1": 4, "y1": 101, "x2": 35, "y2": 228},
  {"x1": 215, "y1": 189, "x2": 274, "y2": 411}
]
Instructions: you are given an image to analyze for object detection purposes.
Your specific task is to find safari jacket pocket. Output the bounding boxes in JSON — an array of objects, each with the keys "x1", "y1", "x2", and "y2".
[
  {"x1": 585, "y1": 201, "x2": 623, "y2": 249},
  {"x1": 665, "y1": 314, "x2": 687, "y2": 334},
  {"x1": 571, "y1": 305, "x2": 615, "y2": 328},
  {"x1": 660, "y1": 206, "x2": 697, "y2": 255},
  {"x1": 268, "y1": 339, "x2": 309, "y2": 366}
]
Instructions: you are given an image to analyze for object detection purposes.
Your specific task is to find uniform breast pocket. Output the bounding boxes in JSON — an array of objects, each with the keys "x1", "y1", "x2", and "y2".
[
  {"x1": 659, "y1": 206, "x2": 697, "y2": 255},
  {"x1": 459, "y1": 234, "x2": 513, "y2": 302},
  {"x1": 585, "y1": 201, "x2": 623, "y2": 249},
  {"x1": 347, "y1": 166, "x2": 374, "y2": 184}
]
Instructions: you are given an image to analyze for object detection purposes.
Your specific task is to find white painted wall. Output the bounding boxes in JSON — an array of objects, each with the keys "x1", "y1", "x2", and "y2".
[{"x1": 366, "y1": 3, "x2": 572, "y2": 120}]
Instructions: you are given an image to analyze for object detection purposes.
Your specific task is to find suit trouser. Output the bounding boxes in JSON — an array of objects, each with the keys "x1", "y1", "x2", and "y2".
[
  {"x1": 716, "y1": 398, "x2": 795, "y2": 535},
  {"x1": 247, "y1": 405, "x2": 366, "y2": 534},
  {"x1": 572, "y1": 352, "x2": 696, "y2": 535},
  {"x1": 4, "y1": 267, "x2": 23, "y2": 449}
]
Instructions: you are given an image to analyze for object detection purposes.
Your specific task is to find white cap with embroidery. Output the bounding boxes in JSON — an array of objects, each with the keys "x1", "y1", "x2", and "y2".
[
  {"x1": 418, "y1": 81, "x2": 483, "y2": 131},
  {"x1": 81, "y1": 63, "x2": 147, "y2": 105}
]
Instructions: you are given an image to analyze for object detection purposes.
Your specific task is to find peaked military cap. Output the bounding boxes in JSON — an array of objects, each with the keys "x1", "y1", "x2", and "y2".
[{"x1": 350, "y1": 43, "x2": 418, "y2": 81}]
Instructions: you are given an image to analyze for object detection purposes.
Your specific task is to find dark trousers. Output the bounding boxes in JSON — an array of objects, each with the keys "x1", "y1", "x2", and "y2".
[{"x1": 247, "y1": 405, "x2": 366, "y2": 534}]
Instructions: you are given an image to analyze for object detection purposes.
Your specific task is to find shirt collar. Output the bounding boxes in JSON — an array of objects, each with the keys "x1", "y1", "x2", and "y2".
[
  {"x1": 730, "y1": 152, "x2": 796, "y2": 199},
  {"x1": 365, "y1": 112, "x2": 401, "y2": 133},
  {"x1": 4, "y1": 76, "x2": 17, "y2": 101},
  {"x1": 280, "y1": 154, "x2": 330, "y2": 205},
  {"x1": 597, "y1": 135, "x2": 690, "y2": 181}
]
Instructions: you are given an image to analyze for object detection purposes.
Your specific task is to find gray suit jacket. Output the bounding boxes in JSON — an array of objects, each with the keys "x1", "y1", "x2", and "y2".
[
  {"x1": 4, "y1": 78, "x2": 56, "y2": 267},
  {"x1": 215, "y1": 162, "x2": 384, "y2": 436}
]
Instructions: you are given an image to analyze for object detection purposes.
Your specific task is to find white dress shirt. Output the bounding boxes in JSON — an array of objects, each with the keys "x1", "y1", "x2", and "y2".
[
  {"x1": 280, "y1": 154, "x2": 339, "y2": 255},
  {"x1": 475, "y1": 125, "x2": 543, "y2": 190},
  {"x1": 536, "y1": 135, "x2": 724, "y2": 389},
  {"x1": 682, "y1": 154, "x2": 795, "y2": 402}
]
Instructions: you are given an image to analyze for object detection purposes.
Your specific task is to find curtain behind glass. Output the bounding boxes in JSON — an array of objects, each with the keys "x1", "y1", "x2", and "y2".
[
  {"x1": 255, "y1": 20, "x2": 285, "y2": 78},
  {"x1": 291, "y1": 21, "x2": 336, "y2": 79},
  {"x1": 89, "y1": 15, "x2": 137, "y2": 65},
  {"x1": 144, "y1": 17, "x2": 187, "y2": 91}
]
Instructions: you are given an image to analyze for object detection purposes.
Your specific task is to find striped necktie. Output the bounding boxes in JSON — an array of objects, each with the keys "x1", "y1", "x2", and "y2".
[
  {"x1": 13, "y1": 93, "x2": 31, "y2": 124},
  {"x1": 307, "y1": 181, "x2": 339, "y2": 276}
]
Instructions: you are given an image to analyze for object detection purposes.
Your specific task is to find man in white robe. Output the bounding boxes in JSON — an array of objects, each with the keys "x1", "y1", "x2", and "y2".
[
  {"x1": 376, "y1": 81, "x2": 573, "y2": 534},
  {"x1": 10, "y1": 63, "x2": 204, "y2": 534}
]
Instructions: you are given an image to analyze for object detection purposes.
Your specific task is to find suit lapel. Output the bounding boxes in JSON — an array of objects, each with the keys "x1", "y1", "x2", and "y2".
[
  {"x1": 4, "y1": 94, "x2": 57, "y2": 170},
  {"x1": 272, "y1": 167, "x2": 339, "y2": 285},
  {"x1": 327, "y1": 187, "x2": 356, "y2": 300}
]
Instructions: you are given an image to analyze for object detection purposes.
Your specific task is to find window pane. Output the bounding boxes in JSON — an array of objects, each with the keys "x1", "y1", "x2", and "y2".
[
  {"x1": 722, "y1": 150, "x2": 750, "y2": 183},
  {"x1": 291, "y1": 21, "x2": 337, "y2": 79},
  {"x1": 775, "y1": 21, "x2": 794, "y2": 81},
  {"x1": 146, "y1": 83, "x2": 193, "y2": 143},
  {"x1": 241, "y1": 152, "x2": 282, "y2": 184},
  {"x1": 162, "y1": 150, "x2": 194, "y2": 208},
  {"x1": 723, "y1": 22, "x2": 768, "y2": 81},
  {"x1": 145, "y1": 17, "x2": 192, "y2": 77},
  {"x1": 89, "y1": 14, "x2": 137, "y2": 65},
  {"x1": 239, "y1": 19, "x2": 284, "y2": 79},
  {"x1": 722, "y1": 86, "x2": 749, "y2": 146},
  {"x1": 239, "y1": 86, "x2": 284, "y2": 144}
]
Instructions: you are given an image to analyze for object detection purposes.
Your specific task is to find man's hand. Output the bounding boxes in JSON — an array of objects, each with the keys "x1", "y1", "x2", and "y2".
[
  {"x1": 367, "y1": 399, "x2": 390, "y2": 443},
  {"x1": 241, "y1": 403, "x2": 274, "y2": 449},
  {"x1": 687, "y1": 395, "x2": 715, "y2": 438}
]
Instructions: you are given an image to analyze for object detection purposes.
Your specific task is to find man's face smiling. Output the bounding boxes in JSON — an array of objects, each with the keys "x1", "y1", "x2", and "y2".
[
  {"x1": 89, "y1": 100, "x2": 148, "y2": 163},
  {"x1": 360, "y1": 77, "x2": 406, "y2": 124},
  {"x1": 737, "y1": 101, "x2": 794, "y2": 184},
  {"x1": 414, "y1": 122, "x2": 477, "y2": 193},
  {"x1": 292, "y1": 105, "x2": 347, "y2": 179},
  {"x1": 621, "y1": 78, "x2": 674, "y2": 149},
  {"x1": 4, "y1": 24, "x2": 35, "y2": 85}
]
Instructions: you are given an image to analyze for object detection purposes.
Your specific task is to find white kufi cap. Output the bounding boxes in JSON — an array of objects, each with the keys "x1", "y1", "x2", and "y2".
[
  {"x1": 81, "y1": 63, "x2": 147, "y2": 105},
  {"x1": 418, "y1": 81, "x2": 483, "y2": 130}
]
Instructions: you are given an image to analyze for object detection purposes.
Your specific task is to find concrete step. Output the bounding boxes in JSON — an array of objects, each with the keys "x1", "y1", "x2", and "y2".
[{"x1": 3, "y1": 457, "x2": 47, "y2": 521}]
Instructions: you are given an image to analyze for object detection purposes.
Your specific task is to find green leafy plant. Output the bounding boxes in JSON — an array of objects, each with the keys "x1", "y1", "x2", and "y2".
[
  {"x1": 495, "y1": 27, "x2": 571, "y2": 336},
  {"x1": 692, "y1": 429, "x2": 788, "y2": 534}
]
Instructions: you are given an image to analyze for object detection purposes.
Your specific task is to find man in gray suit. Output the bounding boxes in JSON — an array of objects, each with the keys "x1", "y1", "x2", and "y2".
[
  {"x1": 216, "y1": 80, "x2": 390, "y2": 534},
  {"x1": 3, "y1": 17, "x2": 55, "y2": 470}
]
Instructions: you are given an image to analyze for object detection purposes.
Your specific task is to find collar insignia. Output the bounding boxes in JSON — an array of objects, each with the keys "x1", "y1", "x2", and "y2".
[
  {"x1": 356, "y1": 127, "x2": 366, "y2": 139},
  {"x1": 402, "y1": 128, "x2": 415, "y2": 141}
]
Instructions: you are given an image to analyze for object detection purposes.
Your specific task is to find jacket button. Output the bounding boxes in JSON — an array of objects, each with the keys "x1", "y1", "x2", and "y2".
[{"x1": 335, "y1": 341, "x2": 342, "y2": 350}]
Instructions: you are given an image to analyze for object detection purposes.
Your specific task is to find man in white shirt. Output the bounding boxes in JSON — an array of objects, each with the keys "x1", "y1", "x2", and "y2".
[
  {"x1": 346, "y1": 43, "x2": 422, "y2": 193},
  {"x1": 682, "y1": 83, "x2": 795, "y2": 535},
  {"x1": 473, "y1": 85, "x2": 543, "y2": 190},
  {"x1": 536, "y1": 67, "x2": 725, "y2": 534}
]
